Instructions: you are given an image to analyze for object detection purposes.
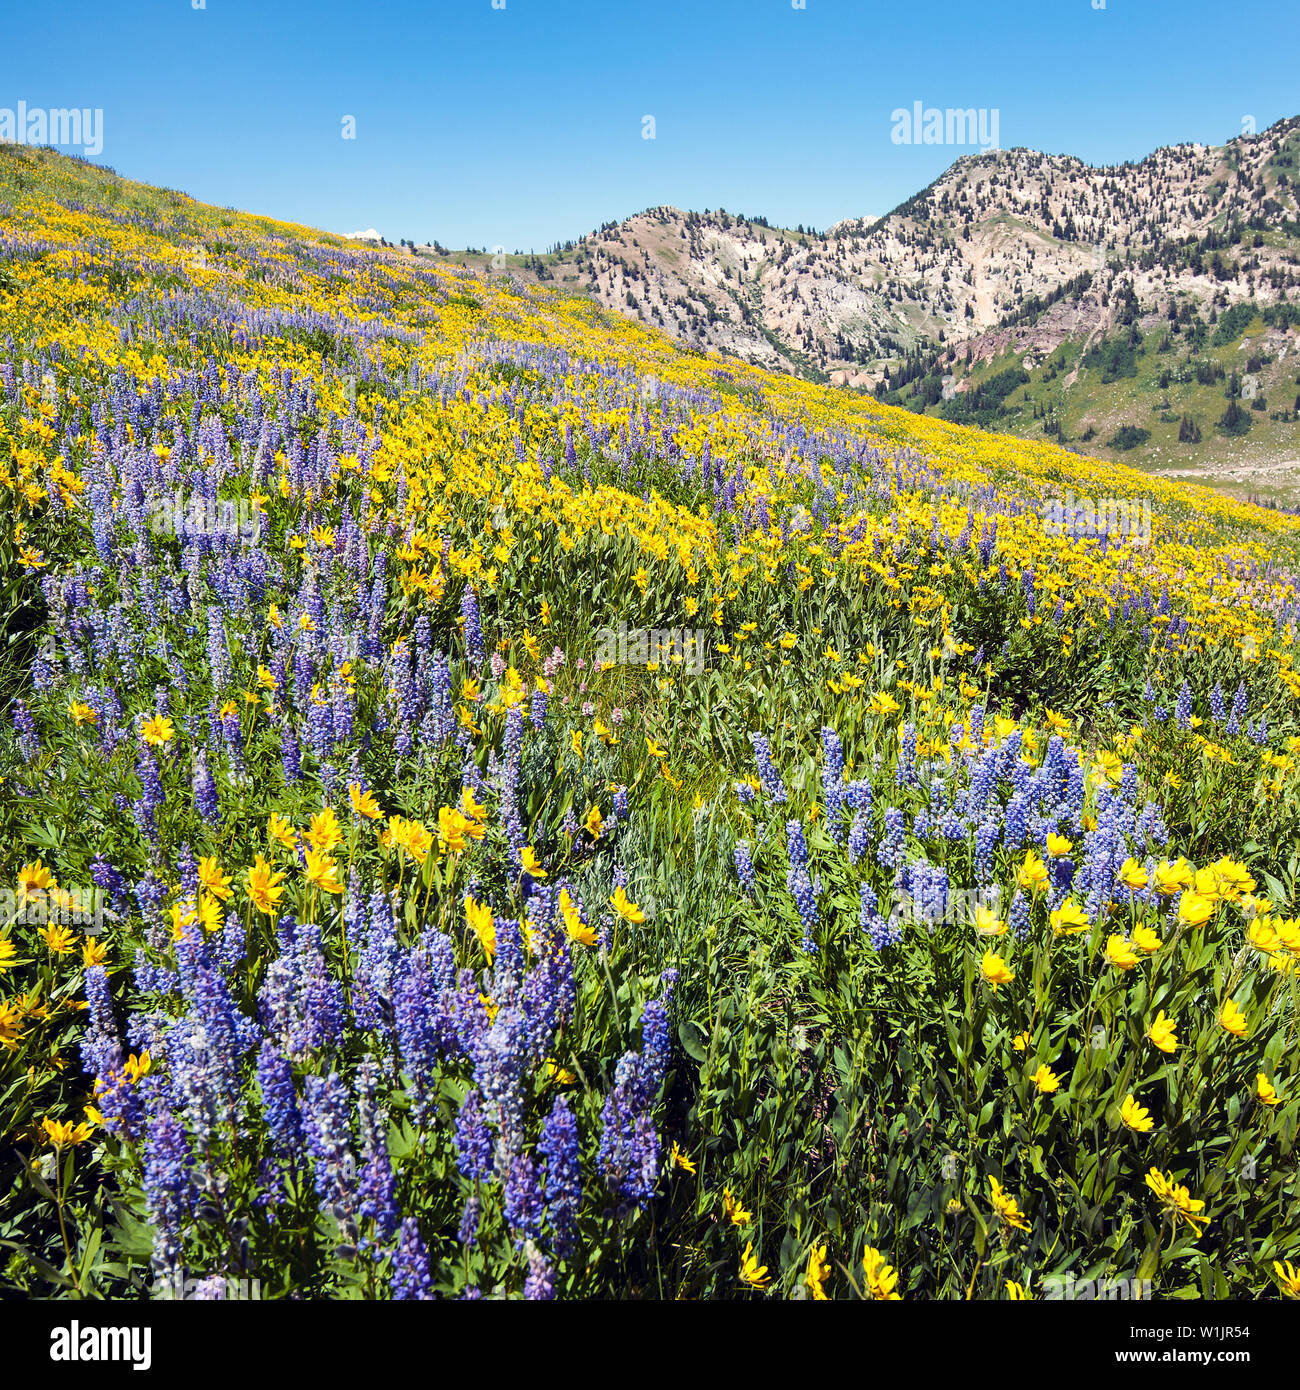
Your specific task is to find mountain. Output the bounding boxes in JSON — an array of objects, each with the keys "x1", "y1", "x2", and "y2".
[{"x1": 415, "y1": 117, "x2": 1300, "y2": 498}]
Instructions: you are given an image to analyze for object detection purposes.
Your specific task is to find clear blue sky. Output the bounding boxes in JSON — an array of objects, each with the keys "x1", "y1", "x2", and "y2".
[{"x1": 3, "y1": 0, "x2": 1297, "y2": 250}]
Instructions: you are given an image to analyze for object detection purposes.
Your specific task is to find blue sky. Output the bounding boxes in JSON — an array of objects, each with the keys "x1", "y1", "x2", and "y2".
[{"x1": 3, "y1": 0, "x2": 1297, "y2": 249}]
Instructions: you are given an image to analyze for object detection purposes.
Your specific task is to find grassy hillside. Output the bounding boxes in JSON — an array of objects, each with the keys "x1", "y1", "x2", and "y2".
[
  {"x1": 2, "y1": 145, "x2": 1300, "y2": 1302},
  {"x1": 880, "y1": 298, "x2": 1300, "y2": 504}
]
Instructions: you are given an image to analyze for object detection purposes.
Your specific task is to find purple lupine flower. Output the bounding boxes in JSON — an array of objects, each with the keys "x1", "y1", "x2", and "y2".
[
  {"x1": 141, "y1": 1083, "x2": 193, "y2": 1282},
  {"x1": 538, "y1": 1095, "x2": 581, "y2": 1260},
  {"x1": 390, "y1": 1218, "x2": 434, "y2": 1299},
  {"x1": 749, "y1": 732, "x2": 787, "y2": 804}
]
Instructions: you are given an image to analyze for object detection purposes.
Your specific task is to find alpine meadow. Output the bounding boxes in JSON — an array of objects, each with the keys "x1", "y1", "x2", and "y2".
[{"x1": 2, "y1": 0, "x2": 1300, "y2": 1325}]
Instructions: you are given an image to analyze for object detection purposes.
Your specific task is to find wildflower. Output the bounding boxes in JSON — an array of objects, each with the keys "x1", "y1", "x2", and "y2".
[
  {"x1": 583, "y1": 806, "x2": 604, "y2": 839},
  {"x1": 16, "y1": 860, "x2": 54, "y2": 904},
  {"x1": 739, "y1": 1242, "x2": 770, "y2": 1290},
  {"x1": 40, "y1": 923, "x2": 76, "y2": 955},
  {"x1": 306, "y1": 807, "x2": 343, "y2": 853},
  {"x1": 520, "y1": 846, "x2": 547, "y2": 880},
  {"x1": 1145, "y1": 1168, "x2": 1209, "y2": 1231},
  {"x1": 558, "y1": 888, "x2": 595, "y2": 947},
  {"x1": 805, "y1": 1244, "x2": 831, "y2": 1300},
  {"x1": 1104, "y1": 934, "x2": 1140, "y2": 970},
  {"x1": 723, "y1": 1186, "x2": 752, "y2": 1225},
  {"x1": 1147, "y1": 1010, "x2": 1178, "y2": 1054},
  {"x1": 1218, "y1": 998, "x2": 1248, "y2": 1038},
  {"x1": 1274, "y1": 1261, "x2": 1300, "y2": 1299},
  {"x1": 1120, "y1": 1094, "x2": 1155, "y2": 1133},
  {"x1": 1029, "y1": 1063, "x2": 1061, "y2": 1094},
  {"x1": 304, "y1": 847, "x2": 344, "y2": 896},
  {"x1": 348, "y1": 782, "x2": 381, "y2": 820},
  {"x1": 197, "y1": 855, "x2": 233, "y2": 902},
  {"x1": 1153, "y1": 859, "x2": 1195, "y2": 896},
  {"x1": 1256, "y1": 1073, "x2": 1281, "y2": 1106},
  {"x1": 1131, "y1": 924, "x2": 1162, "y2": 954},
  {"x1": 246, "y1": 855, "x2": 287, "y2": 914},
  {"x1": 268, "y1": 813, "x2": 298, "y2": 852},
  {"x1": 862, "y1": 1246, "x2": 902, "y2": 1299},
  {"x1": 669, "y1": 1141, "x2": 696, "y2": 1175},
  {"x1": 0, "y1": 936, "x2": 18, "y2": 972},
  {"x1": 988, "y1": 1176, "x2": 1030, "y2": 1232},
  {"x1": 140, "y1": 714, "x2": 175, "y2": 746},
  {"x1": 1177, "y1": 891, "x2": 1216, "y2": 926},
  {"x1": 1005, "y1": 1280, "x2": 1030, "y2": 1299},
  {"x1": 1017, "y1": 851, "x2": 1049, "y2": 893},
  {"x1": 974, "y1": 904, "x2": 1007, "y2": 937},
  {"x1": 609, "y1": 886, "x2": 645, "y2": 924},
  {"x1": 1118, "y1": 858, "x2": 1149, "y2": 890},
  {"x1": 980, "y1": 949, "x2": 1014, "y2": 990},
  {"x1": 465, "y1": 898, "x2": 496, "y2": 960},
  {"x1": 1011, "y1": 1030, "x2": 1031, "y2": 1051},
  {"x1": 42, "y1": 1116, "x2": 94, "y2": 1147},
  {"x1": 1045, "y1": 832, "x2": 1072, "y2": 857},
  {"x1": 1050, "y1": 900, "x2": 1090, "y2": 935}
]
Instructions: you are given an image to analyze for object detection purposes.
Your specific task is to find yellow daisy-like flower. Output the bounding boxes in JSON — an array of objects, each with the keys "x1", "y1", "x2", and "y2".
[
  {"x1": 1120, "y1": 1093, "x2": 1155, "y2": 1133},
  {"x1": 465, "y1": 897, "x2": 496, "y2": 960},
  {"x1": 980, "y1": 949, "x2": 1014, "y2": 990},
  {"x1": 245, "y1": 854, "x2": 287, "y2": 915},
  {"x1": 583, "y1": 805, "x2": 604, "y2": 840},
  {"x1": 303, "y1": 847, "x2": 344, "y2": 896},
  {"x1": 1256, "y1": 1073, "x2": 1281, "y2": 1106},
  {"x1": 40, "y1": 923, "x2": 76, "y2": 955},
  {"x1": 1131, "y1": 924, "x2": 1162, "y2": 955},
  {"x1": 669, "y1": 1141, "x2": 696, "y2": 1175},
  {"x1": 16, "y1": 860, "x2": 54, "y2": 904},
  {"x1": 267, "y1": 813, "x2": 298, "y2": 852},
  {"x1": 974, "y1": 904, "x2": 1007, "y2": 936},
  {"x1": 1016, "y1": 851, "x2": 1049, "y2": 894},
  {"x1": 197, "y1": 855, "x2": 233, "y2": 902},
  {"x1": 722, "y1": 1186, "x2": 752, "y2": 1226},
  {"x1": 804, "y1": 1243, "x2": 831, "y2": 1300},
  {"x1": 1145, "y1": 1167, "x2": 1209, "y2": 1231},
  {"x1": 42, "y1": 1116, "x2": 94, "y2": 1148},
  {"x1": 862, "y1": 1245, "x2": 902, "y2": 1299},
  {"x1": 139, "y1": 714, "x2": 175, "y2": 746},
  {"x1": 1118, "y1": 857, "x2": 1149, "y2": 890},
  {"x1": 1029, "y1": 1063, "x2": 1061, "y2": 1095},
  {"x1": 739, "y1": 1241, "x2": 770, "y2": 1290},
  {"x1": 609, "y1": 886, "x2": 646, "y2": 924},
  {"x1": 1005, "y1": 1280, "x2": 1030, "y2": 1300},
  {"x1": 519, "y1": 846, "x2": 547, "y2": 880},
  {"x1": 1217, "y1": 998, "x2": 1248, "y2": 1038},
  {"x1": 558, "y1": 888, "x2": 596, "y2": 947},
  {"x1": 1272, "y1": 1260, "x2": 1300, "y2": 1299},
  {"x1": 1049, "y1": 899, "x2": 1090, "y2": 935},
  {"x1": 1104, "y1": 934, "x2": 1140, "y2": 970},
  {"x1": 1177, "y1": 890, "x2": 1216, "y2": 926},
  {"x1": 347, "y1": 782, "x2": 381, "y2": 820},
  {"x1": 1147, "y1": 1010, "x2": 1178, "y2": 1054},
  {"x1": 306, "y1": 807, "x2": 343, "y2": 854},
  {"x1": 989, "y1": 1176, "x2": 1031, "y2": 1232}
]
